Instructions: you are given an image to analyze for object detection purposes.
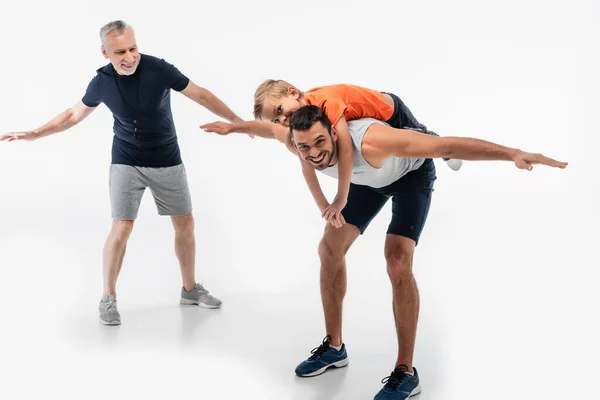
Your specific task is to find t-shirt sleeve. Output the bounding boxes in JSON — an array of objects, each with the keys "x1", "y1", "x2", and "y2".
[
  {"x1": 321, "y1": 97, "x2": 347, "y2": 126},
  {"x1": 161, "y1": 59, "x2": 190, "y2": 91},
  {"x1": 81, "y1": 74, "x2": 102, "y2": 107}
]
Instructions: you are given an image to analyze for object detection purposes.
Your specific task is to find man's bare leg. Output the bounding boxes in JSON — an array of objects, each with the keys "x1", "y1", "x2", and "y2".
[
  {"x1": 173, "y1": 212, "x2": 222, "y2": 308},
  {"x1": 384, "y1": 234, "x2": 419, "y2": 372},
  {"x1": 102, "y1": 219, "x2": 134, "y2": 295},
  {"x1": 171, "y1": 213, "x2": 196, "y2": 291},
  {"x1": 318, "y1": 223, "x2": 360, "y2": 346}
]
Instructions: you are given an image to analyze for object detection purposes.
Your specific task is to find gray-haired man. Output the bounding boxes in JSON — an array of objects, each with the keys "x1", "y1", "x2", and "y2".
[{"x1": 1, "y1": 20, "x2": 240, "y2": 325}]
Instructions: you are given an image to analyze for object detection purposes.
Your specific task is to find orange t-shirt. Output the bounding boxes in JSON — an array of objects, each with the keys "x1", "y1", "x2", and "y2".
[{"x1": 304, "y1": 84, "x2": 394, "y2": 126}]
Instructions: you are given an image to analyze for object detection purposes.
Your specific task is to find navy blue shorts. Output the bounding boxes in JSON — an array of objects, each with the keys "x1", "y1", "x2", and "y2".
[
  {"x1": 340, "y1": 159, "x2": 436, "y2": 245},
  {"x1": 382, "y1": 92, "x2": 439, "y2": 137}
]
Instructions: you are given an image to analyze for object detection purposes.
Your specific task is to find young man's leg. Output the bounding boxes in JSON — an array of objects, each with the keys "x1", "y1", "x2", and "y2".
[
  {"x1": 147, "y1": 163, "x2": 221, "y2": 308},
  {"x1": 295, "y1": 183, "x2": 389, "y2": 377},
  {"x1": 374, "y1": 159, "x2": 435, "y2": 400},
  {"x1": 99, "y1": 164, "x2": 147, "y2": 325}
]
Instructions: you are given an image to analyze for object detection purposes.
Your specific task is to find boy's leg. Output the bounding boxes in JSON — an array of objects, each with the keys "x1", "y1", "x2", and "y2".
[{"x1": 383, "y1": 92, "x2": 462, "y2": 171}]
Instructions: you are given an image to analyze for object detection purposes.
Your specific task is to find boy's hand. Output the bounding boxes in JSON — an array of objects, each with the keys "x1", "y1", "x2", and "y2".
[
  {"x1": 200, "y1": 122, "x2": 255, "y2": 138},
  {"x1": 200, "y1": 121, "x2": 235, "y2": 135},
  {"x1": 318, "y1": 202, "x2": 330, "y2": 217},
  {"x1": 323, "y1": 197, "x2": 347, "y2": 228}
]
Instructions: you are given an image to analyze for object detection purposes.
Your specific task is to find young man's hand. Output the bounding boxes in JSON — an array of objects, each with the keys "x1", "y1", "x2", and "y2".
[{"x1": 512, "y1": 150, "x2": 568, "y2": 170}]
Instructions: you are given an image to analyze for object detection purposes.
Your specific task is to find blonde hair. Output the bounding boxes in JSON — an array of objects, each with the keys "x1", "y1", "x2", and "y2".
[{"x1": 253, "y1": 79, "x2": 299, "y2": 120}]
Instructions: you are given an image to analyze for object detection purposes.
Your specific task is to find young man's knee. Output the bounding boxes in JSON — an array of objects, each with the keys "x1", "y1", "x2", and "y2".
[
  {"x1": 318, "y1": 238, "x2": 347, "y2": 264},
  {"x1": 385, "y1": 250, "x2": 414, "y2": 286}
]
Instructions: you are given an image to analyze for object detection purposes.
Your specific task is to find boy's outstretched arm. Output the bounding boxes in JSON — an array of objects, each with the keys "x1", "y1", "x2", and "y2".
[
  {"x1": 323, "y1": 117, "x2": 353, "y2": 224},
  {"x1": 200, "y1": 120, "x2": 297, "y2": 155}
]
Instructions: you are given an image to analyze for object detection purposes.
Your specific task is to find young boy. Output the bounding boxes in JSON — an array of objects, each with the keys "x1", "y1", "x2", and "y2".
[
  {"x1": 260, "y1": 81, "x2": 462, "y2": 223},
  {"x1": 201, "y1": 80, "x2": 462, "y2": 227}
]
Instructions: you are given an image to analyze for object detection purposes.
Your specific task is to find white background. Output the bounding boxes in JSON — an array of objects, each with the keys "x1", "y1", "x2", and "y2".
[{"x1": 0, "y1": 1, "x2": 598, "y2": 399}]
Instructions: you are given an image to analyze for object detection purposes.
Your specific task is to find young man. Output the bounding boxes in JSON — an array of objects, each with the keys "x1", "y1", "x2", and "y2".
[
  {"x1": 1, "y1": 20, "x2": 243, "y2": 325},
  {"x1": 259, "y1": 80, "x2": 462, "y2": 225},
  {"x1": 203, "y1": 105, "x2": 566, "y2": 399}
]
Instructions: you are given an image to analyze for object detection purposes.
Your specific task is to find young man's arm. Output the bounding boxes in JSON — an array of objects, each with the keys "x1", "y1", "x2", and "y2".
[
  {"x1": 362, "y1": 124, "x2": 568, "y2": 170},
  {"x1": 1, "y1": 100, "x2": 96, "y2": 142},
  {"x1": 181, "y1": 81, "x2": 244, "y2": 123},
  {"x1": 322, "y1": 116, "x2": 353, "y2": 224}
]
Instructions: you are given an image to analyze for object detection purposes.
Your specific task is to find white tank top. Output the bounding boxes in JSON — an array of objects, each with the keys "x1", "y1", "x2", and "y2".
[{"x1": 320, "y1": 118, "x2": 425, "y2": 188}]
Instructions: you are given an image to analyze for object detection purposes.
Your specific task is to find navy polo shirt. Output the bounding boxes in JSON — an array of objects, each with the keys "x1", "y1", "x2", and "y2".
[{"x1": 82, "y1": 54, "x2": 190, "y2": 167}]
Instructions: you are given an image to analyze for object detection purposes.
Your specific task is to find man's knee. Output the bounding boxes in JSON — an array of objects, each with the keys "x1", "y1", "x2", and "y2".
[
  {"x1": 111, "y1": 219, "x2": 134, "y2": 243},
  {"x1": 318, "y1": 235, "x2": 349, "y2": 265},
  {"x1": 173, "y1": 213, "x2": 194, "y2": 236},
  {"x1": 385, "y1": 248, "x2": 414, "y2": 286}
]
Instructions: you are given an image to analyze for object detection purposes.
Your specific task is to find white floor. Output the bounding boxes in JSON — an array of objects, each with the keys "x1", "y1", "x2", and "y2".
[{"x1": 1, "y1": 170, "x2": 597, "y2": 400}]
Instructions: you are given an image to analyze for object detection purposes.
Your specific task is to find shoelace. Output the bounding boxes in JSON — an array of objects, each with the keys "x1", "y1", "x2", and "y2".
[
  {"x1": 308, "y1": 335, "x2": 332, "y2": 361},
  {"x1": 195, "y1": 283, "x2": 209, "y2": 295},
  {"x1": 381, "y1": 364, "x2": 409, "y2": 390},
  {"x1": 105, "y1": 297, "x2": 117, "y2": 313}
]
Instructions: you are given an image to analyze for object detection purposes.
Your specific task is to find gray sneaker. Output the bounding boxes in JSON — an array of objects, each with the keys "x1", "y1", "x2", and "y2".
[
  {"x1": 99, "y1": 294, "x2": 121, "y2": 325},
  {"x1": 180, "y1": 283, "x2": 222, "y2": 309}
]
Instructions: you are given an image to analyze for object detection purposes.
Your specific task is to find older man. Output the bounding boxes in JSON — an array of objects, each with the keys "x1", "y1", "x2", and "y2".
[
  {"x1": 1, "y1": 20, "x2": 242, "y2": 325},
  {"x1": 201, "y1": 105, "x2": 567, "y2": 399}
]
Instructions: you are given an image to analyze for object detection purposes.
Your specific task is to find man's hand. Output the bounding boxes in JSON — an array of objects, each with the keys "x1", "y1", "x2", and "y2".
[
  {"x1": 0, "y1": 131, "x2": 37, "y2": 142},
  {"x1": 513, "y1": 151, "x2": 568, "y2": 170},
  {"x1": 322, "y1": 197, "x2": 347, "y2": 229}
]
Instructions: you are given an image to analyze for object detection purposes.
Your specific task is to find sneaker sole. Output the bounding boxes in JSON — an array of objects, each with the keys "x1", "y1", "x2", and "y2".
[
  {"x1": 179, "y1": 298, "x2": 222, "y2": 309},
  {"x1": 295, "y1": 358, "x2": 349, "y2": 377},
  {"x1": 99, "y1": 317, "x2": 121, "y2": 326},
  {"x1": 410, "y1": 384, "x2": 422, "y2": 397},
  {"x1": 374, "y1": 383, "x2": 421, "y2": 400}
]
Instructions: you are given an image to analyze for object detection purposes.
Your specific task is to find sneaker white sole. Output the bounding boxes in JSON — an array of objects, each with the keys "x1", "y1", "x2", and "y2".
[
  {"x1": 99, "y1": 317, "x2": 121, "y2": 326},
  {"x1": 296, "y1": 358, "x2": 349, "y2": 377},
  {"x1": 409, "y1": 383, "x2": 422, "y2": 397},
  {"x1": 179, "y1": 298, "x2": 222, "y2": 309}
]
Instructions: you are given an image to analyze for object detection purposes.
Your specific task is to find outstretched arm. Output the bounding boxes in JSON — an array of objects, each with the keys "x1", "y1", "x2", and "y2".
[
  {"x1": 1, "y1": 100, "x2": 96, "y2": 142},
  {"x1": 362, "y1": 124, "x2": 568, "y2": 170},
  {"x1": 181, "y1": 81, "x2": 243, "y2": 123},
  {"x1": 200, "y1": 120, "x2": 297, "y2": 155}
]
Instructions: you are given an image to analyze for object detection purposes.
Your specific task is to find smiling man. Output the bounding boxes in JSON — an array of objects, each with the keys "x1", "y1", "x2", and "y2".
[
  {"x1": 202, "y1": 105, "x2": 567, "y2": 399},
  {"x1": 288, "y1": 106, "x2": 566, "y2": 399},
  {"x1": 1, "y1": 20, "x2": 243, "y2": 325}
]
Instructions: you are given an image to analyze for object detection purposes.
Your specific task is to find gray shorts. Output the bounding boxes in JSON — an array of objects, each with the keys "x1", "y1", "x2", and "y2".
[{"x1": 109, "y1": 163, "x2": 193, "y2": 220}]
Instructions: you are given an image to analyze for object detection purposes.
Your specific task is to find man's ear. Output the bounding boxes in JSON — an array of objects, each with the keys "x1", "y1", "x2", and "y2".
[
  {"x1": 101, "y1": 45, "x2": 109, "y2": 59},
  {"x1": 331, "y1": 125, "x2": 338, "y2": 142},
  {"x1": 289, "y1": 130, "x2": 298, "y2": 149}
]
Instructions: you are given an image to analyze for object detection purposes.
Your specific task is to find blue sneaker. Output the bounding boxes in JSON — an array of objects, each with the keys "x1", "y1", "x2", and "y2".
[
  {"x1": 374, "y1": 365, "x2": 421, "y2": 399},
  {"x1": 295, "y1": 336, "x2": 349, "y2": 377}
]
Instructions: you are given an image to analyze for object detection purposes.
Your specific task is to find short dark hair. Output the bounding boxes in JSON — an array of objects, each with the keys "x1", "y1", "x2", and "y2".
[{"x1": 290, "y1": 105, "x2": 332, "y2": 133}]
